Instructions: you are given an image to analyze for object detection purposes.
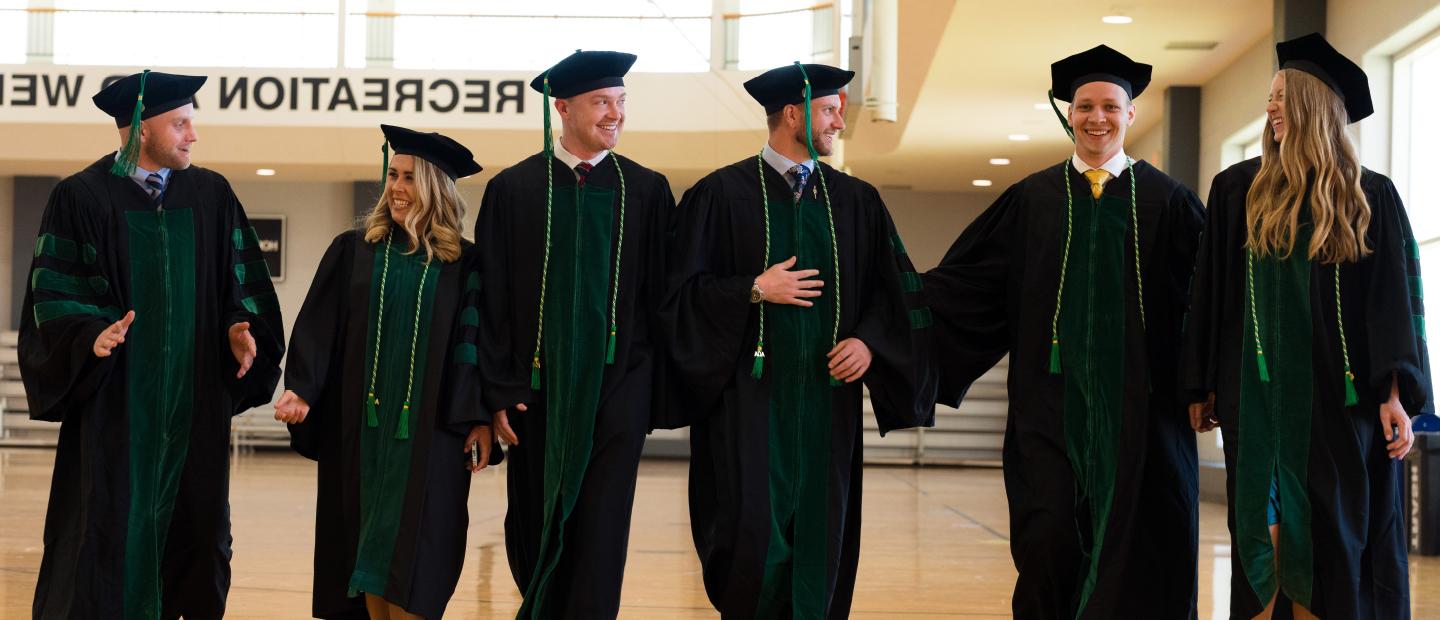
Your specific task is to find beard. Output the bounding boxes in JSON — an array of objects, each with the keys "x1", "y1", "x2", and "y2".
[
  {"x1": 793, "y1": 127, "x2": 834, "y2": 157},
  {"x1": 143, "y1": 138, "x2": 190, "y2": 170}
]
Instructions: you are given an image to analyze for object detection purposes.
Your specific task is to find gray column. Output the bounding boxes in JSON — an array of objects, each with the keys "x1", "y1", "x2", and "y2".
[
  {"x1": 1162, "y1": 86, "x2": 1202, "y2": 193},
  {"x1": 12, "y1": 176, "x2": 58, "y2": 329},
  {"x1": 1274, "y1": 0, "x2": 1325, "y2": 47}
]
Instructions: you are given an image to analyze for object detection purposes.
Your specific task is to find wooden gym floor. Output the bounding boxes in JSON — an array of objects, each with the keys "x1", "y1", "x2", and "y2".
[{"x1": 0, "y1": 448, "x2": 1435, "y2": 618}]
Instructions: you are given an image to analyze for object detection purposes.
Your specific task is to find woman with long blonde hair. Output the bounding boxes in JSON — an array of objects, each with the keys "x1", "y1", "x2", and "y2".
[
  {"x1": 275, "y1": 125, "x2": 498, "y2": 619},
  {"x1": 1181, "y1": 34, "x2": 1431, "y2": 620}
]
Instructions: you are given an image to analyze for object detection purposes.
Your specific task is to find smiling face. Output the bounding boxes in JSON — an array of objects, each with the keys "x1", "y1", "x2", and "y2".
[
  {"x1": 557, "y1": 86, "x2": 625, "y2": 157},
  {"x1": 1067, "y1": 81, "x2": 1134, "y2": 165},
  {"x1": 135, "y1": 104, "x2": 198, "y2": 170},
  {"x1": 792, "y1": 94, "x2": 846, "y2": 156},
  {"x1": 1266, "y1": 71, "x2": 1288, "y2": 143},
  {"x1": 386, "y1": 154, "x2": 416, "y2": 225}
]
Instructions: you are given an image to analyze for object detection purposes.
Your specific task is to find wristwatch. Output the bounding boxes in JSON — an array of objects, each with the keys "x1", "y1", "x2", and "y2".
[{"x1": 750, "y1": 281, "x2": 765, "y2": 304}]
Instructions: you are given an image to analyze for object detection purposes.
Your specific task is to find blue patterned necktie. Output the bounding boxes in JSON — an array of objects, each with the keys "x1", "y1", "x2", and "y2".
[
  {"x1": 789, "y1": 164, "x2": 809, "y2": 203},
  {"x1": 145, "y1": 172, "x2": 165, "y2": 207}
]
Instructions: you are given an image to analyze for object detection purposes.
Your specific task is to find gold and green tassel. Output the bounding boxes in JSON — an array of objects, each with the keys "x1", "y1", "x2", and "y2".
[
  {"x1": 751, "y1": 348, "x2": 765, "y2": 379},
  {"x1": 1343, "y1": 370, "x2": 1358, "y2": 407},
  {"x1": 110, "y1": 69, "x2": 150, "y2": 177},
  {"x1": 1256, "y1": 350, "x2": 1270, "y2": 383},
  {"x1": 1049, "y1": 339, "x2": 1062, "y2": 375},
  {"x1": 605, "y1": 325, "x2": 617, "y2": 365},
  {"x1": 395, "y1": 402, "x2": 411, "y2": 440},
  {"x1": 366, "y1": 392, "x2": 379, "y2": 428},
  {"x1": 530, "y1": 355, "x2": 542, "y2": 389}
]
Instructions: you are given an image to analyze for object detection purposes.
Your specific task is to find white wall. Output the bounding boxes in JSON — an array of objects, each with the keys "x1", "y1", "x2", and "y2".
[
  {"x1": 878, "y1": 189, "x2": 996, "y2": 271},
  {"x1": 1198, "y1": 35, "x2": 1274, "y2": 202}
]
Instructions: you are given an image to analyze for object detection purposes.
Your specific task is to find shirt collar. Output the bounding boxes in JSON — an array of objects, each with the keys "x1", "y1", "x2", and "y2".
[
  {"x1": 762, "y1": 143, "x2": 815, "y2": 180},
  {"x1": 121, "y1": 152, "x2": 171, "y2": 190},
  {"x1": 554, "y1": 136, "x2": 609, "y2": 171},
  {"x1": 1070, "y1": 149, "x2": 1129, "y2": 178}
]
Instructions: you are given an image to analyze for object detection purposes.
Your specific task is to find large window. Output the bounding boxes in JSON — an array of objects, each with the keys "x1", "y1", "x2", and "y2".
[
  {"x1": 731, "y1": 0, "x2": 849, "y2": 70},
  {"x1": 0, "y1": 1, "x2": 26, "y2": 64},
  {"x1": 1394, "y1": 29, "x2": 1440, "y2": 385},
  {"x1": 50, "y1": 0, "x2": 340, "y2": 68},
  {"x1": 381, "y1": 0, "x2": 711, "y2": 72}
]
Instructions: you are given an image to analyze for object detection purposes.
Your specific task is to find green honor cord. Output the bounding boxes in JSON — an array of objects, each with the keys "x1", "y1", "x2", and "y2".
[
  {"x1": 364, "y1": 230, "x2": 432, "y2": 440},
  {"x1": 752, "y1": 62, "x2": 842, "y2": 387},
  {"x1": 530, "y1": 71, "x2": 629, "y2": 389},
  {"x1": 1049, "y1": 157, "x2": 1143, "y2": 374},
  {"x1": 1246, "y1": 247, "x2": 1357, "y2": 403}
]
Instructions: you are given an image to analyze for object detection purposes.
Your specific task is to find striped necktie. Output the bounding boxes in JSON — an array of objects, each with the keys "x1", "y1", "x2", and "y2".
[
  {"x1": 145, "y1": 172, "x2": 165, "y2": 207},
  {"x1": 575, "y1": 162, "x2": 593, "y2": 187}
]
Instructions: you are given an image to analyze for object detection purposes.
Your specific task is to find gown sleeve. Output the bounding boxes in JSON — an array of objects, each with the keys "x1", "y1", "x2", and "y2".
[
  {"x1": 1362, "y1": 174, "x2": 1433, "y2": 415},
  {"x1": 656, "y1": 176, "x2": 758, "y2": 418},
  {"x1": 18, "y1": 180, "x2": 122, "y2": 422},
  {"x1": 283, "y1": 232, "x2": 354, "y2": 459},
  {"x1": 920, "y1": 184, "x2": 1024, "y2": 407},
  {"x1": 1160, "y1": 183, "x2": 1206, "y2": 408},
  {"x1": 445, "y1": 245, "x2": 490, "y2": 429},
  {"x1": 641, "y1": 174, "x2": 692, "y2": 431},
  {"x1": 220, "y1": 181, "x2": 286, "y2": 413},
  {"x1": 474, "y1": 173, "x2": 534, "y2": 414},
  {"x1": 852, "y1": 183, "x2": 937, "y2": 434}
]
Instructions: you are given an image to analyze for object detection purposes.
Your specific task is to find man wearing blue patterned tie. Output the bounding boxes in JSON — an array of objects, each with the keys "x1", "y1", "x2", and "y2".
[
  {"x1": 661, "y1": 62, "x2": 936, "y2": 617},
  {"x1": 21, "y1": 70, "x2": 285, "y2": 619}
]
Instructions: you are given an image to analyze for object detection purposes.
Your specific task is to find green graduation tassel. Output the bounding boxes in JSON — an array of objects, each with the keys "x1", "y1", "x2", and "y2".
[
  {"x1": 829, "y1": 376, "x2": 843, "y2": 387},
  {"x1": 1048, "y1": 340, "x2": 1062, "y2": 375},
  {"x1": 605, "y1": 326, "x2": 617, "y2": 365},
  {"x1": 1343, "y1": 371, "x2": 1359, "y2": 407},
  {"x1": 751, "y1": 350, "x2": 765, "y2": 379},
  {"x1": 110, "y1": 70, "x2": 151, "y2": 177},
  {"x1": 1256, "y1": 351, "x2": 1271, "y2": 383},
  {"x1": 379, "y1": 142, "x2": 390, "y2": 184},
  {"x1": 395, "y1": 402, "x2": 411, "y2": 440},
  {"x1": 366, "y1": 392, "x2": 379, "y2": 428},
  {"x1": 530, "y1": 356, "x2": 542, "y2": 389}
]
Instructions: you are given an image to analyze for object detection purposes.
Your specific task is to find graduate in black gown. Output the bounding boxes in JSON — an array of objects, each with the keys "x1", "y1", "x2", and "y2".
[
  {"x1": 921, "y1": 47, "x2": 1203, "y2": 618},
  {"x1": 277, "y1": 125, "x2": 498, "y2": 620},
  {"x1": 473, "y1": 50, "x2": 676, "y2": 618},
  {"x1": 1180, "y1": 34, "x2": 1431, "y2": 620},
  {"x1": 21, "y1": 70, "x2": 285, "y2": 620},
  {"x1": 661, "y1": 63, "x2": 935, "y2": 618}
]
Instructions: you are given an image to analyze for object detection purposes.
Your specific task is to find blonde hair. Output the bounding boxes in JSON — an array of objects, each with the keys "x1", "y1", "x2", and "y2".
[
  {"x1": 1245, "y1": 68, "x2": 1370, "y2": 264},
  {"x1": 364, "y1": 156, "x2": 466, "y2": 263}
]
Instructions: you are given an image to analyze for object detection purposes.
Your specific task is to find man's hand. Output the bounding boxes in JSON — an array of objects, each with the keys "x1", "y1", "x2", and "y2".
[
  {"x1": 493, "y1": 403, "x2": 528, "y2": 446},
  {"x1": 755, "y1": 256, "x2": 823, "y2": 307},
  {"x1": 229, "y1": 321, "x2": 257, "y2": 379},
  {"x1": 93, "y1": 310, "x2": 136, "y2": 358},
  {"x1": 827, "y1": 338, "x2": 872, "y2": 383},
  {"x1": 465, "y1": 425, "x2": 494, "y2": 472},
  {"x1": 1189, "y1": 392, "x2": 1218, "y2": 433},
  {"x1": 273, "y1": 390, "x2": 310, "y2": 424}
]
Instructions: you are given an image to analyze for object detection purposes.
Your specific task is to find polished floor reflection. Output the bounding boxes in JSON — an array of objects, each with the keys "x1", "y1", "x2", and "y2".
[{"x1": 0, "y1": 448, "x2": 1435, "y2": 618}]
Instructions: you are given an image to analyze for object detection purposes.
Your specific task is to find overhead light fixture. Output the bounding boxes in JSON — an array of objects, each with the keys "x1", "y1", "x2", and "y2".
[
  {"x1": 989, "y1": 158, "x2": 1011, "y2": 165},
  {"x1": 1008, "y1": 134, "x2": 1030, "y2": 141},
  {"x1": 972, "y1": 179, "x2": 993, "y2": 187},
  {"x1": 256, "y1": 168, "x2": 276, "y2": 176},
  {"x1": 1102, "y1": 15, "x2": 1133, "y2": 24}
]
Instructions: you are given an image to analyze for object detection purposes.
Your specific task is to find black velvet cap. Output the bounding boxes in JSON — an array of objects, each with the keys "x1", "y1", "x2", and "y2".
[
  {"x1": 1050, "y1": 45, "x2": 1152, "y2": 102},
  {"x1": 92, "y1": 71, "x2": 206, "y2": 128},
  {"x1": 1276, "y1": 33, "x2": 1373, "y2": 123},
  {"x1": 381, "y1": 124, "x2": 482, "y2": 180},
  {"x1": 743, "y1": 63, "x2": 854, "y2": 115},
  {"x1": 529, "y1": 50, "x2": 637, "y2": 99}
]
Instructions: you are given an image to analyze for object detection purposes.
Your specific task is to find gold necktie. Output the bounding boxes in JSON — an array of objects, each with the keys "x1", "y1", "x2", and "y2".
[{"x1": 1083, "y1": 169, "x2": 1110, "y2": 199}]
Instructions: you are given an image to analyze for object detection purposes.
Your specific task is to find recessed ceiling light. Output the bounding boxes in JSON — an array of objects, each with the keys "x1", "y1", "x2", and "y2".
[
  {"x1": 1102, "y1": 15, "x2": 1133, "y2": 24},
  {"x1": 972, "y1": 179, "x2": 993, "y2": 187},
  {"x1": 1008, "y1": 134, "x2": 1030, "y2": 141},
  {"x1": 989, "y1": 158, "x2": 1011, "y2": 165},
  {"x1": 256, "y1": 168, "x2": 276, "y2": 176}
]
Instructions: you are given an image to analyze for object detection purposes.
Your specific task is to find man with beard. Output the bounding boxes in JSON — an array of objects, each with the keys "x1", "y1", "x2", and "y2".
[
  {"x1": 21, "y1": 70, "x2": 285, "y2": 619},
  {"x1": 922, "y1": 46, "x2": 1204, "y2": 618},
  {"x1": 474, "y1": 50, "x2": 677, "y2": 618},
  {"x1": 661, "y1": 62, "x2": 935, "y2": 617}
]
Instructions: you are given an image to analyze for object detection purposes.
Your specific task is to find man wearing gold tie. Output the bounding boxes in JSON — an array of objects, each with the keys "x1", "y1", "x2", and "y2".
[{"x1": 920, "y1": 45, "x2": 1207, "y2": 618}]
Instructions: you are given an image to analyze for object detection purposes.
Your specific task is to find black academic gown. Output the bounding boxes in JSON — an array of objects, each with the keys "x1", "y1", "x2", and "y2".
[
  {"x1": 475, "y1": 151, "x2": 674, "y2": 618},
  {"x1": 1180, "y1": 157, "x2": 1432, "y2": 619},
  {"x1": 21, "y1": 154, "x2": 284, "y2": 620},
  {"x1": 922, "y1": 159, "x2": 1202, "y2": 619},
  {"x1": 284, "y1": 231, "x2": 497, "y2": 619},
  {"x1": 660, "y1": 156, "x2": 935, "y2": 618}
]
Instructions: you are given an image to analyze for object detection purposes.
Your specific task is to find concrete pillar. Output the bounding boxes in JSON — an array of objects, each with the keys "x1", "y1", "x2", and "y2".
[{"x1": 1162, "y1": 86, "x2": 1202, "y2": 193}]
